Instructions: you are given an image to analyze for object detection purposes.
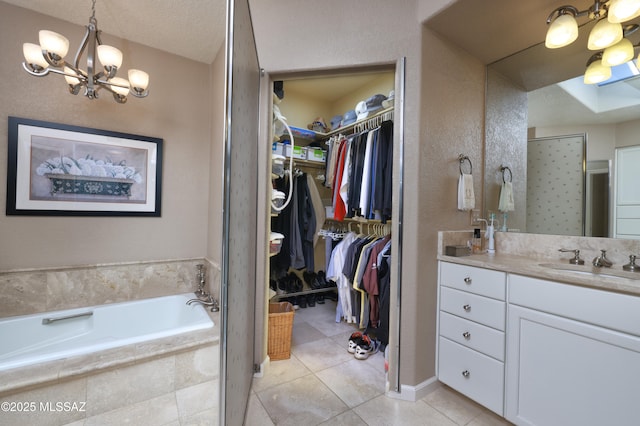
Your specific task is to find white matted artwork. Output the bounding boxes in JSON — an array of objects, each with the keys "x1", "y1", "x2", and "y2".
[{"x1": 7, "y1": 117, "x2": 163, "y2": 216}]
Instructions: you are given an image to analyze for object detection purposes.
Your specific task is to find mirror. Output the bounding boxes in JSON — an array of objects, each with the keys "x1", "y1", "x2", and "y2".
[{"x1": 485, "y1": 26, "x2": 640, "y2": 238}]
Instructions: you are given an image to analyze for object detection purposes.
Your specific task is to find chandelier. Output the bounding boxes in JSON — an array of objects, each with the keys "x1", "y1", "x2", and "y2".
[
  {"x1": 545, "y1": 0, "x2": 640, "y2": 84},
  {"x1": 21, "y1": 0, "x2": 149, "y2": 103}
]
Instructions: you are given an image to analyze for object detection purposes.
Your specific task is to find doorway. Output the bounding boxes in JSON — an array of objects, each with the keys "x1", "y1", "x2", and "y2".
[{"x1": 255, "y1": 60, "x2": 406, "y2": 395}]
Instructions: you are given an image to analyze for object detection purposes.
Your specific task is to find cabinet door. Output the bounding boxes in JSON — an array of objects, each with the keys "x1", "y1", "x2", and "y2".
[{"x1": 505, "y1": 305, "x2": 640, "y2": 426}]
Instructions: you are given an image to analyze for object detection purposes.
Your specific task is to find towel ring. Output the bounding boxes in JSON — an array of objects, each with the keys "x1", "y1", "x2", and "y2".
[
  {"x1": 458, "y1": 154, "x2": 472, "y2": 175},
  {"x1": 500, "y1": 165, "x2": 512, "y2": 183}
]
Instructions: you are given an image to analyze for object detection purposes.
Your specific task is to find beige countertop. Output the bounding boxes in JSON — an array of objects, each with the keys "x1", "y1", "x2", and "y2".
[{"x1": 438, "y1": 252, "x2": 640, "y2": 296}]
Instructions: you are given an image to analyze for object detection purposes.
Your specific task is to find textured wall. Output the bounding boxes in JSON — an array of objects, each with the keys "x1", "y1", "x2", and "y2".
[
  {"x1": 485, "y1": 68, "x2": 528, "y2": 232},
  {"x1": 249, "y1": 0, "x2": 486, "y2": 389},
  {"x1": 0, "y1": 2, "x2": 213, "y2": 270}
]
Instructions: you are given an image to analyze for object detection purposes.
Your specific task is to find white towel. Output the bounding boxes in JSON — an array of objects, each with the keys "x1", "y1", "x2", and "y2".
[
  {"x1": 457, "y1": 173, "x2": 475, "y2": 211},
  {"x1": 498, "y1": 181, "x2": 515, "y2": 212}
]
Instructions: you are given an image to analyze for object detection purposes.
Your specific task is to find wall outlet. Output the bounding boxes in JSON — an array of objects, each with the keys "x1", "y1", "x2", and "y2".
[{"x1": 470, "y1": 209, "x2": 482, "y2": 226}]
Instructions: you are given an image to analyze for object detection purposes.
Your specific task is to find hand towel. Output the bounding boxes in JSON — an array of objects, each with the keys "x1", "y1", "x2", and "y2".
[
  {"x1": 457, "y1": 173, "x2": 475, "y2": 211},
  {"x1": 498, "y1": 181, "x2": 515, "y2": 212}
]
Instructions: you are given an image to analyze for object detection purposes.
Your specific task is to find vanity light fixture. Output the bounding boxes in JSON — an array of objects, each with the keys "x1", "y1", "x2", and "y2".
[
  {"x1": 21, "y1": 0, "x2": 149, "y2": 103},
  {"x1": 546, "y1": 0, "x2": 640, "y2": 84}
]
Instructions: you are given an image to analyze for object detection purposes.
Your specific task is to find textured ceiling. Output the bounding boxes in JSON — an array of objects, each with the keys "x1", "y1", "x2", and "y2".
[{"x1": 3, "y1": 0, "x2": 226, "y2": 64}]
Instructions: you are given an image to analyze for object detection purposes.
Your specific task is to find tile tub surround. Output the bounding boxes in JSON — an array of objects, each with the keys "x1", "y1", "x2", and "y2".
[
  {"x1": 0, "y1": 258, "x2": 222, "y2": 318},
  {"x1": 0, "y1": 316, "x2": 220, "y2": 426},
  {"x1": 438, "y1": 231, "x2": 640, "y2": 295}
]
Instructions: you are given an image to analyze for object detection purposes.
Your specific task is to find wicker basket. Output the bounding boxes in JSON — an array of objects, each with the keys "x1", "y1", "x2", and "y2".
[{"x1": 268, "y1": 302, "x2": 295, "y2": 360}]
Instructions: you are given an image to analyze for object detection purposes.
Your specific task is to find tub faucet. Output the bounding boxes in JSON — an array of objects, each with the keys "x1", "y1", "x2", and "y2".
[
  {"x1": 593, "y1": 250, "x2": 613, "y2": 268},
  {"x1": 187, "y1": 294, "x2": 219, "y2": 312}
]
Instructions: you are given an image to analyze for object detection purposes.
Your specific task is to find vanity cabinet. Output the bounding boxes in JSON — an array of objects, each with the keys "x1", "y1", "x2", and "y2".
[
  {"x1": 437, "y1": 262, "x2": 506, "y2": 415},
  {"x1": 505, "y1": 274, "x2": 640, "y2": 426}
]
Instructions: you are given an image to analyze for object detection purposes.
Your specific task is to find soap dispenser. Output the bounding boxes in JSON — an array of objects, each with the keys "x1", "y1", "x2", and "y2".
[{"x1": 485, "y1": 213, "x2": 496, "y2": 255}]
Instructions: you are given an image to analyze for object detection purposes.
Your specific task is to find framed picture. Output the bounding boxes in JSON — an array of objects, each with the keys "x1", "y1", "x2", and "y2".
[{"x1": 7, "y1": 117, "x2": 163, "y2": 216}]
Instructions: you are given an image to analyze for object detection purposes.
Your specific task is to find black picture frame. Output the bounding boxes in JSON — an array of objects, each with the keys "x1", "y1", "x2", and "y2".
[{"x1": 6, "y1": 116, "x2": 163, "y2": 216}]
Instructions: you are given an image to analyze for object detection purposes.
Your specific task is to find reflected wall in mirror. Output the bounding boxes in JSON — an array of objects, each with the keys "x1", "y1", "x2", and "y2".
[{"x1": 486, "y1": 32, "x2": 640, "y2": 239}]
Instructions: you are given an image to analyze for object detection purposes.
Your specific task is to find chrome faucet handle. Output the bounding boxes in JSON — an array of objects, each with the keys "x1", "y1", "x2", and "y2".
[
  {"x1": 592, "y1": 250, "x2": 613, "y2": 268},
  {"x1": 559, "y1": 248, "x2": 584, "y2": 265},
  {"x1": 623, "y1": 255, "x2": 640, "y2": 272}
]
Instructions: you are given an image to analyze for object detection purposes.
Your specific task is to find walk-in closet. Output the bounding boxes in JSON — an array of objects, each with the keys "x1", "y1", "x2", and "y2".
[{"x1": 263, "y1": 66, "x2": 403, "y2": 386}]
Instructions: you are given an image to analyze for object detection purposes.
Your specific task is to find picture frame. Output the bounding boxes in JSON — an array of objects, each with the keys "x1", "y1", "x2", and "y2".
[{"x1": 6, "y1": 116, "x2": 163, "y2": 216}]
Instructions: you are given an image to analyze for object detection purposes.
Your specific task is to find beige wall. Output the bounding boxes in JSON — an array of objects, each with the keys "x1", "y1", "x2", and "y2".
[
  {"x1": 0, "y1": 2, "x2": 221, "y2": 270},
  {"x1": 249, "y1": 0, "x2": 485, "y2": 388}
]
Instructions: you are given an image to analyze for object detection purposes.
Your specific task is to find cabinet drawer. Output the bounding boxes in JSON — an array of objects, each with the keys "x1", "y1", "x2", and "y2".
[
  {"x1": 440, "y1": 287, "x2": 505, "y2": 331},
  {"x1": 438, "y1": 336, "x2": 504, "y2": 416},
  {"x1": 440, "y1": 311, "x2": 504, "y2": 361},
  {"x1": 509, "y1": 274, "x2": 640, "y2": 337},
  {"x1": 440, "y1": 262, "x2": 506, "y2": 300}
]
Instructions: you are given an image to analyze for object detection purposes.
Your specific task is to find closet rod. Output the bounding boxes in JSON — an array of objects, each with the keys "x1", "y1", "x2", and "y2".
[{"x1": 321, "y1": 106, "x2": 394, "y2": 138}]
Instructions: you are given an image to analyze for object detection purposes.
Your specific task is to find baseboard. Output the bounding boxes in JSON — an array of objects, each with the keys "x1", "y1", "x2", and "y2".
[
  {"x1": 386, "y1": 376, "x2": 441, "y2": 401},
  {"x1": 253, "y1": 355, "x2": 270, "y2": 378}
]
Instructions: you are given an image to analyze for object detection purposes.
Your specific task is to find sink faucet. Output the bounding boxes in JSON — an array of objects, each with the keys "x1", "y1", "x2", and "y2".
[
  {"x1": 558, "y1": 248, "x2": 584, "y2": 265},
  {"x1": 592, "y1": 250, "x2": 613, "y2": 268}
]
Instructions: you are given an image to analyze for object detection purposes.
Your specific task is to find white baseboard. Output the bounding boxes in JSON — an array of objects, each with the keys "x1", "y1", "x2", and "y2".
[
  {"x1": 386, "y1": 376, "x2": 441, "y2": 401},
  {"x1": 253, "y1": 356, "x2": 270, "y2": 378}
]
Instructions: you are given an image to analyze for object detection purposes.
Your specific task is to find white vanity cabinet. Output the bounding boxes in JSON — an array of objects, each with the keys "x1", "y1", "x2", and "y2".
[
  {"x1": 505, "y1": 274, "x2": 640, "y2": 426},
  {"x1": 437, "y1": 262, "x2": 507, "y2": 415}
]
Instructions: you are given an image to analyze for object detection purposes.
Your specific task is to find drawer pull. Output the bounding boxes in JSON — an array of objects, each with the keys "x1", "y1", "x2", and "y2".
[
  {"x1": 463, "y1": 277, "x2": 472, "y2": 284},
  {"x1": 463, "y1": 304, "x2": 471, "y2": 312},
  {"x1": 462, "y1": 331, "x2": 471, "y2": 339},
  {"x1": 462, "y1": 370, "x2": 470, "y2": 378}
]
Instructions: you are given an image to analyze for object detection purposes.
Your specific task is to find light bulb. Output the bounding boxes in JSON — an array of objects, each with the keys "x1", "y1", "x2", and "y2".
[
  {"x1": 128, "y1": 69, "x2": 149, "y2": 91},
  {"x1": 607, "y1": 0, "x2": 640, "y2": 23},
  {"x1": 38, "y1": 30, "x2": 69, "y2": 59},
  {"x1": 588, "y1": 19, "x2": 623, "y2": 50},
  {"x1": 23, "y1": 43, "x2": 49, "y2": 69},
  {"x1": 602, "y1": 38, "x2": 634, "y2": 66},
  {"x1": 110, "y1": 77, "x2": 130, "y2": 96},
  {"x1": 63, "y1": 66, "x2": 80, "y2": 86},
  {"x1": 584, "y1": 60, "x2": 612, "y2": 84},
  {"x1": 97, "y1": 45, "x2": 123, "y2": 69},
  {"x1": 546, "y1": 13, "x2": 579, "y2": 48}
]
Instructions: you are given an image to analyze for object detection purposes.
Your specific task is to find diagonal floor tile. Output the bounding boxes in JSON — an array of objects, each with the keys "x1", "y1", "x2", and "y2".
[
  {"x1": 316, "y1": 358, "x2": 385, "y2": 408},
  {"x1": 291, "y1": 337, "x2": 351, "y2": 372},
  {"x1": 257, "y1": 374, "x2": 348, "y2": 426},
  {"x1": 422, "y1": 385, "x2": 484, "y2": 425},
  {"x1": 354, "y1": 395, "x2": 457, "y2": 426},
  {"x1": 252, "y1": 355, "x2": 311, "y2": 393}
]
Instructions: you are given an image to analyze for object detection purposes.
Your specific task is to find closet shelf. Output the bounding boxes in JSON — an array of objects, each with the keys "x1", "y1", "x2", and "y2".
[
  {"x1": 289, "y1": 106, "x2": 394, "y2": 140},
  {"x1": 269, "y1": 286, "x2": 337, "y2": 301}
]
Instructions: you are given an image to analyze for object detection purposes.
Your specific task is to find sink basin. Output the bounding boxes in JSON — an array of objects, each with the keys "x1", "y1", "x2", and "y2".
[{"x1": 538, "y1": 263, "x2": 640, "y2": 281}]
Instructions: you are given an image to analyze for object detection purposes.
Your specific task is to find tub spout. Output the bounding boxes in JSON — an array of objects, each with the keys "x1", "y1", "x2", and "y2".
[{"x1": 186, "y1": 295, "x2": 219, "y2": 312}]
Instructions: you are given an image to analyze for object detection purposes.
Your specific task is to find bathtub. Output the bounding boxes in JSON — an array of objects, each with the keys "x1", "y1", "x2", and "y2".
[{"x1": 0, "y1": 293, "x2": 214, "y2": 371}]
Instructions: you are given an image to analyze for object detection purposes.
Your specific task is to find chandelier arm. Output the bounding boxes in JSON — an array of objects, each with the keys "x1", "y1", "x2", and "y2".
[
  {"x1": 73, "y1": 26, "x2": 92, "y2": 70},
  {"x1": 22, "y1": 62, "x2": 51, "y2": 77}
]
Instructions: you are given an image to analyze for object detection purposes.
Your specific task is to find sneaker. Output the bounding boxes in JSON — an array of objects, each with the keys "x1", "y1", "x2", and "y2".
[
  {"x1": 348, "y1": 332, "x2": 363, "y2": 354},
  {"x1": 355, "y1": 335, "x2": 379, "y2": 360}
]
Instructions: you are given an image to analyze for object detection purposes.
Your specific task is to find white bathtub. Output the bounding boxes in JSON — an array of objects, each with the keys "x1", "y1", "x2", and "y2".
[{"x1": 0, "y1": 293, "x2": 214, "y2": 371}]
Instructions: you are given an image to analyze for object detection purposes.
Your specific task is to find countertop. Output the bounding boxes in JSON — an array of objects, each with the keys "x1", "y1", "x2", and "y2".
[{"x1": 437, "y1": 252, "x2": 640, "y2": 296}]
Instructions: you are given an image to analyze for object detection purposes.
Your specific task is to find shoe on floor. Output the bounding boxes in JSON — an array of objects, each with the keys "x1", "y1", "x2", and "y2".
[
  {"x1": 348, "y1": 331, "x2": 363, "y2": 354},
  {"x1": 355, "y1": 335, "x2": 379, "y2": 360}
]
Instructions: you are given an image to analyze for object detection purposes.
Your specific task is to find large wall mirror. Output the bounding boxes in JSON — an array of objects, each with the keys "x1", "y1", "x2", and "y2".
[{"x1": 485, "y1": 12, "x2": 640, "y2": 239}]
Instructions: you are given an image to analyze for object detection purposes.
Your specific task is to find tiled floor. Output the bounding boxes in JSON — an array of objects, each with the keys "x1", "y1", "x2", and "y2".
[{"x1": 246, "y1": 299, "x2": 511, "y2": 425}]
